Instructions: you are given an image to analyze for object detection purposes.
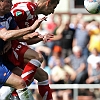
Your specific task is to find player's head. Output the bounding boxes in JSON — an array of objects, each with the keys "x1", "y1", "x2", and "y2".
[
  {"x1": 36, "y1": 0, "x2": 60, "y2": 15},
  {"x1": 0, "y1": 0, "x2": 12, "y2": 15}
]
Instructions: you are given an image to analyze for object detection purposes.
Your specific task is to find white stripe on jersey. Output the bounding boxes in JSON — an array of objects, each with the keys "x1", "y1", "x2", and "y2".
[{"x1": 11, "y1": 2, "x2": 35, "y2": 20}]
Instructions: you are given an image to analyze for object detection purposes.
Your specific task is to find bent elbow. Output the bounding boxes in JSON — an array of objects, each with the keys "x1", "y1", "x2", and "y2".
[
  {"x1": 3, "y1": 37, "x2": 8, "y2": 41},
  {"x1": 0, "y1": 35, "x2": 9, "y2": 41},
  {"x1": 0, "y1": 28, "x2": 14, "y2": 41}
]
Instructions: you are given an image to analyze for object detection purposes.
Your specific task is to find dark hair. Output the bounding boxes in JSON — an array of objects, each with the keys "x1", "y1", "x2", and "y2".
[{"x1": 50, "y1": 0, "x2": 60, "y2": 4}]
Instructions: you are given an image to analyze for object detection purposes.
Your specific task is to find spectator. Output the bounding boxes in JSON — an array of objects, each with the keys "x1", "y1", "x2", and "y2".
[
  {"x1": 73, "y1": 19, "x2": 90, "y2": 59},
  {"x1": 86, "y1": 21, "x2": 100, "y2": 53},
  {"x1": 51, "y1": 59, "x2": 70, "y2": 84},
  {"x1": 70, "y1": 13, "x2": 83, "y2": 29},
  {"x1": 64, "y1": 46, "x2": 88, "y2": 84},
  {"x1": 52, "y1": 19, "x2": 75, "y2": 58},
  {"x1": 60, "y1": 20, "x2": 75, "y2": 58},
  {"x1": 48, "y1": 45, "x2": 64, "y2": 69},
  {"x1": 50, "y1": 59, "x2": 73, "y2": 100},
  {"x1": 46, "y1": 14, "x2": 57, "y2": 33},
  {"x1": 86, "y1": 48, "x2": 100, "y2": 84}
]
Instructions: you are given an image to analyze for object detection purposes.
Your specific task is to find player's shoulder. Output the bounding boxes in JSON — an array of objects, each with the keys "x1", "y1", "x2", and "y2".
[
  {"x1": 11, "y1": 2, "x2": 37, "y2": 17},
  {"x1": 12, "y1": 2, "x2": 37, "y2": 11}
]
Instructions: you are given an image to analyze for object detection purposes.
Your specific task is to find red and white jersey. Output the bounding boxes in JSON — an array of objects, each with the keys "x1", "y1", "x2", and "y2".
[{"x1": 11, "y1": 2, "x2": 38, "y2": 29}]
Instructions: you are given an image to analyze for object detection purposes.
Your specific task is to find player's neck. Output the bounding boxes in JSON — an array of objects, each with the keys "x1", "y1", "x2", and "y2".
[{"x1": 34, "y1": 1, "x2": 46, "y2": 15}]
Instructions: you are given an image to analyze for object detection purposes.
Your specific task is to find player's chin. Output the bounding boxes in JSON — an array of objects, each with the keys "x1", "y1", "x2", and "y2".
[
  {"x1": 50, "y1": 11, "x2": 54, "y2": 14},
  {"x1": 45, "y1": 11, "x2": 54, "y2": 15},
  {"x1": 5, "y1": 8, "x2": 11, "y2": 12},
  {"x1": 4, "y1": 10, "x2": 10, "y2": 14}
]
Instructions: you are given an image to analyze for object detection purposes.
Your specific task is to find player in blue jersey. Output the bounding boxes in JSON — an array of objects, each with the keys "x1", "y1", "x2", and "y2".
[{"x1": 0, "y1": 0, "x2": 48, "y2": 100}]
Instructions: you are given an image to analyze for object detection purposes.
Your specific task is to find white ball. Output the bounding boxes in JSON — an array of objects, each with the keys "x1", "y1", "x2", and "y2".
[{"x1": 84, "y1": 0, "x2": 100, "y2": 14}]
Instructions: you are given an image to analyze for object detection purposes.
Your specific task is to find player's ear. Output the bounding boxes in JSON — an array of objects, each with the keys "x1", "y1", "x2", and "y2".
[{"x1": 46, "y1": 0, "x2": 50, "y2": 6}]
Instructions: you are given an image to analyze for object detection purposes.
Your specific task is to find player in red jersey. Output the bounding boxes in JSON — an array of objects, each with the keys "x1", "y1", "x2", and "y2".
[{"x1": 0, "y1": 0, "x2": 60, "y2": 100}]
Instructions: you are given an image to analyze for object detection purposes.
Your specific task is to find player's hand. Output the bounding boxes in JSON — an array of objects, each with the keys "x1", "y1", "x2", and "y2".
[
  {"x1": 31, "y1": 17, "x2": 47, "y2": 31},
  {"x1": 42, "y1": 33, "x2": 54, "y2": 43},
  {"x1": 2, "y1": 41, "x2": 11, "y2": 54},
  {"x1": 23, "y1": 32, "x2": 39, "y2": 40},
  {"x1": 37, "y1": 34, "x2": 44, "y2": 39}
]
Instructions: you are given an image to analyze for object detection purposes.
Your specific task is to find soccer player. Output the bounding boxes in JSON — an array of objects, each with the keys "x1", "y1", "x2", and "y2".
[
  {"x1": 0, "y1": 0, "x2": 60, "y2": 100},
  {"x1": 0, "y1": 0, "x2": 47, "y2": 100}
]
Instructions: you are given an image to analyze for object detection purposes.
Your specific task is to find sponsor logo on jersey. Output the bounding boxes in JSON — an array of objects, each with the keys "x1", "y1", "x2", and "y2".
[{"x1": 16, "y1": 11, "x2": 22, "y2": 16}]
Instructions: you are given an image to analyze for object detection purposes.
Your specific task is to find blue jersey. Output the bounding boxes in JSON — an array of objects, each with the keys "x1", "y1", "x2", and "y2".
[
  {"x1": 0, "y1": 12, "x2": 17, "y2": 88},
  {"x1": 0, "y1": 12, "x2": 17, "y2": 62}
]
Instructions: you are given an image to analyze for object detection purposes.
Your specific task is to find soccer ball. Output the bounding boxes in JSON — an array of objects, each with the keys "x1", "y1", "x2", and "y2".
[{"x1": 84, "y1": 0, "x2": 100, "y2": 14}]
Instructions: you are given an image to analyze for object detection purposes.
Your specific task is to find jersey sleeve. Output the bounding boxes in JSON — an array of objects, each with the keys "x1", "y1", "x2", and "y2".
[
  {"x1": 0, "y1": 24, "x2": 5, "y2": 29},
  {"x1": 11, "y1": 6, "x2": 27, "y2": 22},
  {"x1": 11, "y1": 2, "x2": 38, "y2": 22},
  {"x1": 11, "y1": 2, "x2": 36, "y2": 22}
]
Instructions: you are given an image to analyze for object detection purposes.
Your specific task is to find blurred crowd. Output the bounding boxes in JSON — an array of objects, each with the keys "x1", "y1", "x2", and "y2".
[{"x1": 29, "y1": 13, "x2": 100, "y2": 100}]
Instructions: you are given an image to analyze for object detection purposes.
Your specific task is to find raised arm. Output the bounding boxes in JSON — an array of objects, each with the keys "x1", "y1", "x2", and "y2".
[{"x1": 0, "y1": 17, "x2": 46, "y2": 41}]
